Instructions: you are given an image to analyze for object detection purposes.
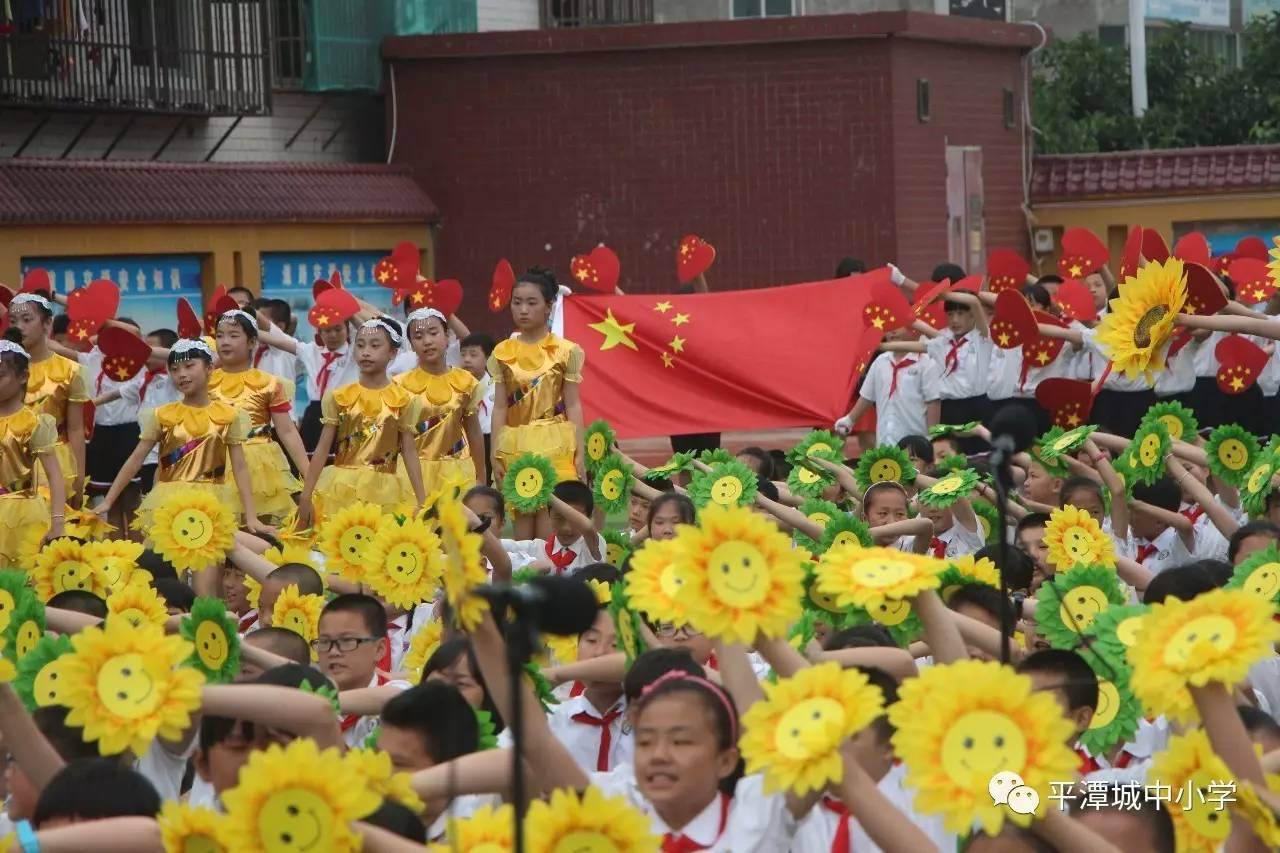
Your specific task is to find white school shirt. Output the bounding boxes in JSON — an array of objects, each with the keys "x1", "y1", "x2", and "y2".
[
  {"x1": 547, "y1": 693, "x2": 633, "y2": 773},
  {"x1": 987, "y1": 342, "x2": 1078, "y2": 400},
  {"x1": 82, "y1": 347, "x2": 143, "y2": 426},
  {"x1": 1192, "y1": 331, "x2": 1227, "y2": 379},
  {"x1": 1077, "y1": 325, "x2": 1155, "y2": 391},
  {"x1": 504, "y1": 532, "x2": 606, "y2": 575},
  {"x1": 791, "y1": 762, "x2": 955, "y2": 853},
  {"x1": 590, "y1": 767, "x2": 796, "y2": 853},
  {"x1": 926, "y1": 330, "x2": 992, "y2": 400},
  {"x1": 296, "y1": 340, "x2": 358, "y2": 403},
  {"x1": 1155, "y1": 338, "x2": 1199, "y2": 397},
  {"x1": 341, "y1": 672, "x2": 412, "y2": 749},
  {"x1": 388, "y1": 603, "x2": 436, "y2": 673},
  {"x1": 921, "y1": 515, "x2": 985, "y2": 560},
  {"x1": 252, "y1": 345, "x2": 299, "y2": 387},
  {"x1": 134, "y1": 738, "x2": 196, "y2": 802},
  {"x1": 859, "y1": 352, "x2": 940, "y2": 447},
  {"x1": 474, "y1": 373, "x2": 495, "y2": 434},
  {"x1": 1124, "y1": 526, "x2": 1193, "y2": 576}
]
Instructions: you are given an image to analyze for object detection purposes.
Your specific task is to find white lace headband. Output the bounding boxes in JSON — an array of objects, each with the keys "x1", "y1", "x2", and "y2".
[
  {"x1": 360, "y1": 318, "x2": 403, "y2": 345},
  {"x1": 0, "y1": 340, "x2": 31, "y2": 360},
  {"x1": 406, "y1": 308, "x2": 447, "y2": 329},
  {"x1": 171, "y1": 339, "x2": 213, "y2": 357},
  {"x1": 217, "y1": 309, "x2": 257, "y2": 328},
  {"x1": 11, "y1": 293, "x2": 51, "y2": 311}
]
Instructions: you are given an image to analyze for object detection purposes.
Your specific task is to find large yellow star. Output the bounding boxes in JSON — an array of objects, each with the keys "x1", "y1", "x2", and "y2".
[
  {"x1": 669, "y1": 335, "x2": 686, "y2": 354},
  {"x1": 1035, "y1": 350, "x2": 1050, "y2": 365},
  {"x1": 575, "y1": 266, "x2": 592, "y2": 282},
  {"x1": 654, "y1": 301, "x2": 673, "y2": 314},
  {"x1": 672, "y1": 313, "x2": 690, "y2": 327},
  {"x1": 376, "y1": 268, "x2": 390, "y2": 283},
  {"x1": 870, "y1": 316, "x2": 885, "y2": 330},
  {"x1": 1068, "y1": 263, "x2": 1083, "y2": 278},
  {"x1": 114, "y1": 366, "x2": 130, "y2": 379},
  {"x1": 589, "y1": 309, "x2": 638, "y2": 352},
  {"x1": 997, "y1": 332, "x2": 1011, "y2": 346},
  {"x1": 1231, "y1": 376, "x2": 1245, "y2": 391},
  {"x1": 1065, "y1": 413, "x2": 1081, "y2": 427}
]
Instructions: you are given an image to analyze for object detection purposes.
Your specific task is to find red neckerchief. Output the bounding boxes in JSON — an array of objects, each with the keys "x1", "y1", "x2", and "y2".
[
  {"x1": 1181, "y1": 505, "x2": 1205, "y2": 525},
  {"x1": 570, "y1": 701, "x2": 624, "y2": 771},
  {"x1": 569, "y1": 681, "x2": 586, "y2": 698},
  {"x1": 888, "y1": 358, "x2": 917, "y2": 397},
  {"x1": 705, "y1": 651, "x2": 718, "y2": 672},
  {"x1": 340, "y1": 671, "x2": 390, "y2": 732},
  {"x1": 545, "y1": 539, "x2": 576, "y2": 573},
  {"x1": 138, "y1": 368, "x2": 164, "y2": 402},
  {"x1": 1075, "y1": 746, "x2": 1100, "y2": 774},
  {"x1": 1135, "y1": 543, "x2": 1158, "y2": 564},
  {"x1": 317, "y1": 349, "x2": 342, "y2": 397},
  {"x1": 929, "y1": 536, "x2": 947, "y2": 558},
  {"x1": 238, "y1": 610, "x2": 258, "y2": 633},
  {"x1": 944, "y1": 335, "x2": 967, "y2": 376},
  {"x1": 822, "y1": 796, "x2": 851, "y2": 853},
  {"x1": 661, "y1": 793, "x2": 731, "y2": 852},
  {"x1": 253, "y1": 344, "x2": 268, "y2": 368}
]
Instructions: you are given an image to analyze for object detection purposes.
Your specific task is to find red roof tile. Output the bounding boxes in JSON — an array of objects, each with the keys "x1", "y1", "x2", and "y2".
[
  {"x1": 1031, "y1": 144, "x2": 1280, "y2": 202},
  {"x1": 0, "y1": 160, "x2": 439, "y2": 225}
]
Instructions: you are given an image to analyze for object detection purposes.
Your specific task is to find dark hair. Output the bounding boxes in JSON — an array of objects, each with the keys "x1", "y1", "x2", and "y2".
[
  {"x1": 459, "y1": 332, "x2": 496, "y2": 358},
  {"x1": 1228, "y1": 520, "x2": 1280, "y2": 563},
  {"x1": 1143, "y1": 562, "x2": 1225, "y2": 604},
  {"x1": 646, "y1": 492, "x2": 696, "y2": 532},
  {"x1": 50, "y1": 314, "x2": 70, "y2": 334},
  {"x1": 515, "y1": 267, "x2": 559, "y2": 304},
  {"x1": 33, "y1": 759, "x2": 160, "y2": 828},
  {"x1": 553, "y1": 480, "x2": 594, "y2": 516},
  {"x1": 756, "y1": 474, "x2": 779, "y2": 503},
  {"x1": 266, "y1": 563, "x2": 324, "y2": 597},
  {"x1": 855, "y1": 665, "x2": 899, "y2": 744},
  {"x1": 1016, "y1": 648, "x2": 1098, "y2": 713},
  {"x1": 33, "y1": 706, "x2": 98, "y2": 762},
  {"x1": 1015, "y1": 512, "x2": 1051, "y2": 534},
  {"x1": 0, "y1": 328, "x2": 31, "y2": 376},
  {"x1": 152, "y1": 577, "x2": 195, "y2": 613},
  {"x1": 361, "y1": 799, "x2": 427, "y2": 843},
  {"x1": 1035, "y1": 274, "x2": 1065, "y2": 288},
  {"x1": 974, "y1": 544, "x2": 1035, "y2": 593},
  {"x1": 1131, "y1": 477, "x2": 1182, "y2": 513},
  {"x1": 947, "y1": 583, "x2": 1014, "y2": 634},
  {"x1": 768, "y1": 448, "x2": 790, "y2": 479},
  {"x1": 199, "y1": 715, "x2": 250, "y2": 754},
  {"x1": 166, "y1": 344, "x2": 213, "y2": 367},
  {"x1": 147, "y1": 328, "x2": 179, "y2": 348},
  {"x1": 320, "y1": 592, "x2": 388, "y2": 638},
  {"x1": 380, "y1": 681, "x2": 480, "y2": 764},
  {"x1": 216, "y1": 310, "x2": 258, "y2": 342},
  {"x1": 1021, "y1": 283, "x2": 1052, "y2": 310},
  {"x1": 266, "y1": 298, "x2": 292, "y2": 327},
  {"x1": 622, "y1": 648, "x2": 703, "y2": 702},
  {"x1": 633, "y1": 675, "x2": 741, "y2": 794},
  {"x1": 424, "y1": 638, "x2": 503, "y2": 732},
  {"x1": 1059, "y1": 476, "x2": 1103, "y2": 507},
  {"x1": 464, "y1": 485, "x2": 506, "y2": 524},
  {"x1": 823, "y1": 623, "x2": 899, "y2": 651},
  {"x1": 931, "y1": 263, "x2": 965, "y2": 283},
  {"x1": 896, "y1": 434, "x2": 934, "y2": 465},
  {"x1": 835, "y1": 257, "x2": 867, "y2": 278},
  {"x1": 136, "y1": 548, "x2": 179, "y2": 582},
  {"x1": 942, "y1": 299, "x2": 972, "y2": 314},
  {"x1": 361, "y1": 315, "x2": 403, "y2": 346},
  {"x1": 1067, "y1": 785, "x2": 1175, "y2": 853},
  {"x1": 245, "y1": 626, "x2": 311, "y2": 665},
  {"x1": 738, "y1": 446, "x2": 773, "y2": 480},
  {"x1": 46, "y1": 589, "x2": 107, "y2": 618},
  {"x1": 227, "y1": 286, "x2": 255, "y2": 302}
]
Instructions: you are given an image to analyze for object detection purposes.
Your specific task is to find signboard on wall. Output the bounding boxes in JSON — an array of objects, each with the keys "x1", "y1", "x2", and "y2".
[
  {"x1": 20, "y1": 255, "x2": 202, "y2": 337},
  {"x1": 1147, "y1": 0, "x2": 1230, "y2": 27},
  {"x1": 259, "y1": 251, "x2": 397, "y2": 343}
]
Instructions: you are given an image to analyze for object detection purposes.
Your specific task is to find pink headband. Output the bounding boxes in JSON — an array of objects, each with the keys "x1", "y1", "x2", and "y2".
[{"x1": 640, "y1": 670, "x2": 738, "y2": 741}]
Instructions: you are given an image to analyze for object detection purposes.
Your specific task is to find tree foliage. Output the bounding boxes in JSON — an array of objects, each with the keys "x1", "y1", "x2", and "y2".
[{"x1": 1034, "y1": 14, "x2": 1280, "y2": 154}]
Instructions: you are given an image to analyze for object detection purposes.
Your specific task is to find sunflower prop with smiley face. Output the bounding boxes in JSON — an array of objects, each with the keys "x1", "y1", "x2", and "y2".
[
  {"x1": 582, "y1": 419, "x2": 617, "y2": 474},
  {"x1": 425, "y1": 802, "x2": 514, "y2": 852},
  {"x1": 1034, "y1": 565, "x2": 1126, "y2": 650},
  {"x1": 688, "y1": 459, "x2": 759, "y2": 511},
  {"x1": 402, "y1": 620, "x2": 442, "y2": 681},
  {"x1": 1095, "y1": 256, "x2": 1188, "y2": 380},
  {"x1": 316, "y1": 501, "x2": 384, "y2": 583},
  {"x1": 272, "y1": 584, "x2": 324, "y2": 647},
  {"x1": 670, "y1": 504, "x2": 805, "y2": 644},
  {"x1": 1034, "y1": 424, "x2": 1099, "y2": 467},
  {"x1": 157, "y1": 801, "x2": 229, "y2": 853},
  {"x1": 917, "y1": 468, "x2": 980, "y2": 510},
  {"x1": 592, "y1": 452, "x2": 632, "y2": 518},
  {"x1": 624, "y1": 537, "x2": 687, "y2": 624},
  {"x1": 1043, "y1": 505, "x2": 1116, "y2": 571},
  {"x1": 13, "y1": 634, "x2": 73, "y2": 710},
  {"x1": 1082, "y1": 602, "x2": 1150, "y2": 671},
  {"x1": 1227, "y1": 544, "x2": 1280, "y2": 606},
  {"x1": 525, "y1": 786, "x2": 658, "y2": 852},
  {"x1": 83, "y1": 538, "x2": 146, "y2": 594},
  {"x1": 1141, "y1": 400, "x2": 1198, "y2": 443},
  {"x1": 105, "y1": 583, "x2": 169, "y2": 630},
  {"x1": 437, "y1": 496, "x2": 488, "y2": 631},
  {"x1": 972, "y1": 499, "x2": 1000, "y2": 545},
  {"x1": 147, "y1": 487, "x2": 235, "y2": 573},
  {"x1": 890, "y1": 660, "x2": 1078, "y2": 835},
  {"x1": 786, "y1": 452, "x2": 838, "y2": 500},
  {"x1": 7, "y1": 596, "x2": 44, "y2": 664},
  {"x1": 739, "y1": 662, "x2": 885, "y2": 795},
  {"x1": 29, "y1": 537, "x2": 101, "y2": 601},
  {"x1": 815, "y1": 513, "x2": 874, "y2": 556},
  {"x1": 601, "y1": 528, "x2": 633, "y2": 567},
  {"x1": 1241, "y1": 451, "x2": 1280, "y2": 517},
  {"x1": 609, "y1": 581, "x2": 647, "y2": 665},
  {"x1": 846, "y1": 599, "x2": 925, "y2": 646},
  {"x1": 365, "y1": 516, "x2": 444, "y2": 610},
  {"x1": 854, "y1": 445, "x2": 917, "y2": 492},
  {"x1": 1204, "y1": 424, "x2": 1261, "y2": 488},
  {"x1": 342, "y1": 747, "x2": 425, "y2": 814},
  {"x1": 0, "y1": 569, "x2": 34, "y2": 639},
  {"x1": 1121, "y1": 420, "x2": 1171, "y2": 487},
  {"x1": 1129, "y1": 588, "x2": 1280, "y2": 724},
  {"x1": 59, "y1": 620, "x2": 205, "y2": 756},
  {"x1": 1077, "y1": 648, "x2": 1142, "y2": 757},
  {"x1": 502, "y1": 452, "x2": 559, "y2": 515},
  {"x1": 644, "y1": 451, "x2": 694, "y2": 482},
  {"x1": 179, "y1": 597, "x2": 241, "y2": 684},
  {"x1": 794, "y1": 498, "x2": 842, "y2": 553},
  {"x1": 221, "y1": 737, "x2": 380, "y2": 853},
  {"x1": 815, "y1": 543, "x2": 945, "y2": 613},
  {"x1": 938, "y1": 555, "x2": 1001, "y2": 601}
]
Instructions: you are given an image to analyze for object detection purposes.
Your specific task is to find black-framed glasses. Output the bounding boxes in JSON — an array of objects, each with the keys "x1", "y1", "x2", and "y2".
[{"x1": 310, "y1": 636, "x2": 380, "y2": 653}]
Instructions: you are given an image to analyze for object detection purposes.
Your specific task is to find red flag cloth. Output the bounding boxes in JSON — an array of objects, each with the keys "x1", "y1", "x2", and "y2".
[{"x1": 562, "y1": 279, "x2": 868, "y2": 439}]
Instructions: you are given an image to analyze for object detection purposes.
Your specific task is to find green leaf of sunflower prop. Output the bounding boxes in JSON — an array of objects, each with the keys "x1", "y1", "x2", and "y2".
[
  {"x1": 688, "y1": 459, "x2": 758, "y2": 510},
  {"x1": 928, "y1": 421, "x2": 980, "y2": 439},
  {"x1": 609, "y1": 580, "x2": 648, "y2": 665},
  {"x1": 936, "y1": 454, "x2": 970, "y2": 474},
  {"x1": 298, "y1": 678, "x2": 341, "y2": 714},
  {"x1": 510, "y1": 567, "x2": 541, "y2": 586},
  {"x1": 1227, "y1": 544, "x2": 1280, "y2": 606},
  {"x1": 1081, "y1": 603, "x2": 1150, "y2": 671},
  {"x1": 582, "y1": 420, "x2": 616, "y2": 474},
  {"x1": 1037, "y1": 424, "x2": 1098, "y2": 466},
  {"x1": 474, "y1": 709, "x2": 500, "y2": 750},
  {"x1": 1034, "y1": 565, "x2": 1127, "y2": 651},
  {"x1": 817, "y1": 514, "x2": 874, "y2": 555},
  {"x1": 698, "y1": 448, "x2": 735, "y2": 467},
  {"x1": 1121, "y1": 421, "x2": 1170, "y2": 487},
  {"x1": 1140, "y1": 401, "x2": 1198, "y2": 443},
  {"x1": 972, "y1": 499, "x2": 1000, "y2": 545},
  {"x1": 0, "y1": 570, "x2": 38, "y2": 658},
  {"x1": 1204, "y1": 424, "x2": 1260, "y2": 488},
  {"x1": 853, "y1": 445, "x2": 917, "y2": 492},
  {"x1": 1111, "y1": 448, "x2": 1141, "y2": 497},
  {"x1": 845, "y1": 599, "x2": 924, "y2": 646},
  {"x1": 591, "y1": 452, "x2": 631, "y2": 518},
  {"x1": 179, "y1": 597, "x2": 242, "y2": 684},
  {"x1": 1077, "y1": 647, "x2": 1142, "y2": 756},
  {"x1": 787, "y1": 608, "x2": 818, "y2": 653},
  {"x1": 785, "y1": 451, "x2": 838, "y2": 499},
  {"x1": 1241, "y1": 452, "x2": 1280, "y2": 517},
  {"x1": 502, "y1": 452, "x2": 559, "y2": 515},
  {"x1": 13, "y1": 634, "x2": 73, "y2": 711},
  {"x1": 645, "y1": 452, "x2": 694, "y2": 481},
  {"x1": 602, "y1": 529, "x2": 634, "y2": 568},
  {"x1": 794, "y1": 499, "x2": 842, "y2": 553},
  {"x1": 917, "y1": 467, "x2": 981, "y2": 509},
  {"x1": 792, "y1": 429, "x2": 845, "y2": 461},
  {"x1": 522, "y1": 662, "x2": 560, "y2": 712}
]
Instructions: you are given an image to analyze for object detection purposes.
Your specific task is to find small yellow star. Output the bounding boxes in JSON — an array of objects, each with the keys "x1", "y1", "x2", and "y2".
[
  {"x1": 1065, "y1": 413, "x2": 1081, "y2": 427},
  {"x1": 654, "y1": 301, "x2": 673, "y2": 314},
  {"x1": 1036, "y1": 350, "x2": 1050, "y2": 365},
  {"x1": 575, "y1": 266, "x2": 592, "y2": 282},
  {"x1": 669, "y1": 335, "x2": 686, "y2": 354},
  {"x1": 1068, "y1": 263, "x2": 1083, "y2": 278},
  {"x1": 661, "y1": 351, "x2": 675, "y2": 368},
  {"x1": 680, "y1": 244, "x2": 693, "y2": 258},
  {"x1": 997, "y1": 333, "x2": 1011, "y2": 346},
  {"x1": 672, "y1": 313, "x2": 690, "y2": 327},
  {"x1": 588, "y1": 309, "x2": 638, "y2": 352}
]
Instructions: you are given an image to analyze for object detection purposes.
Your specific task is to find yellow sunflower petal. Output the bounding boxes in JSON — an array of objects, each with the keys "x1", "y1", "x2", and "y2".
[
  {"x1": 158, "y1": 800, "x2": 228, "y2": 853},
  {"x1": 146, "y1": 487, "x2": 235, "y2": 572},
  {"x1": 426, "y1": 803, "x2": 514, "y2": 852},
  {"x1": 365, "y1": 516, "x2": 444, "y2": 610},
  {"x1": 437, "y1": 497, "x2": 487, "y2": 631},
  {"x1": 525, "y1": 786, "x2": 658, "y2": 853},
  {"x1": 815, "y1": 543, "x2": 944, "y2": 611},
  {"x1": 316, "y1": 501, "x2": 384, "y2": 582},
  {"x1": 403, "y1": 620, "x2": 443, "y2": 681},
  {"x1": 105, "y1": 583, "x2": 170, "y2": 630},
  {"x1": 1043, "y1": 505, "x2": 1116, "y2": 571},
  {"x1": 624, "y1": 538, "x2": 688, "y2": 625},
  {"x1": 1095, "y1": 257, "x2": 1188, "y2": 381}
]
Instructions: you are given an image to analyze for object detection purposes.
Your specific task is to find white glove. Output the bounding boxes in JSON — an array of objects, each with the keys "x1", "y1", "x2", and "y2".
[
  {"x1": 834, "y1": 415, "x2": 854, "y2": 436},
  {"x1": 888, "y1": 264, "x2": 905, "y2": 286}
]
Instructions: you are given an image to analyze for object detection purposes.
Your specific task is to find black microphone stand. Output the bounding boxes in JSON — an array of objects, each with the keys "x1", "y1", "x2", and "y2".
[
  {"x1": 505, "y1": 612, "x2": 536, "y2": 853},
  {"x1": 989, "y1": 448, "x2": 1015, "y2": 664}
]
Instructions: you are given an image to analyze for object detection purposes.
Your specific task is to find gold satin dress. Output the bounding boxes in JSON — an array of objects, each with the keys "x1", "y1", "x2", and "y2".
[
  {"x1": 209, "y1": 368, "x2": 302, "y2": 519},
  {"x1": 487, "y1": 334, "x2": 584, "y2": 482},
  {"x1": 314, "y1": 381, "x2": 421, "y2": 519},
  {"x1": 0, "y1": 408, "x2": 57, "y2": 565},
  {"x1": 25, "y1": 354, "x2": 87, "y2": 497},
  {"x1": 136, "y1": 400, "x2": 248, "y2": 522},
  {"x1": 395, "y1": 367, "x2": 480, "y2": 498}
]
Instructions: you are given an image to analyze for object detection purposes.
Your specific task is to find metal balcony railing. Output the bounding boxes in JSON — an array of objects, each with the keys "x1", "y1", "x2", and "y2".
[
  {"x1": 0, "y1": 0, "x2": 271, "y2": 115},
  {"x1": 540, "y1": 0, "x2": 653, "y2": 27}
]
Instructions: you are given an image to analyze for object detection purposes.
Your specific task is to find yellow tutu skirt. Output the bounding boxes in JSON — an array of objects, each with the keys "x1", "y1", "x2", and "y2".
[
  {"x1": 233, "y1": 440, "x2": 301, "y2": 520},
  {"x1": 495, "y1": 420, "x2": 578, "y2": 482},
  {"x1": 0, "y1": 493, "x2": 49, "y2": 566},
  {"x1": 137, "y1": 480, "x2": 242, "y2": 531},
  {"x1": 33, "y1": 442, "x2": 81, "y2": 502},
  {"x1": 314, "y1": 466, "x2": 405, "y2": 523},
  {"x1": 397, "y1": 454, "x2": 478, "y2": 502}
]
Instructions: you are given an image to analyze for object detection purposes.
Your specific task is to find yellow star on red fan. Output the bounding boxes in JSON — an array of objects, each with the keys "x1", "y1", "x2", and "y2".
[
  {"x1": 575, "y1": 266, "x2": 594, "y2": 283},
  {"x1": 589, "y1": 309, "x2": 638, "y2": 352},
  {"x1": 1069, "y1": 263, "x2": 1083, "y2": 277}
]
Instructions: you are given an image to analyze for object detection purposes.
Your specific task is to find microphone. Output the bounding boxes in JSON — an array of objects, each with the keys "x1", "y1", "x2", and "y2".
[
  {"x1": 473, "y1": 575, "x2": 600, "y2": 636},
  {"x1": 988, "y1": 406, "x2": 1037, "y2": 470}
]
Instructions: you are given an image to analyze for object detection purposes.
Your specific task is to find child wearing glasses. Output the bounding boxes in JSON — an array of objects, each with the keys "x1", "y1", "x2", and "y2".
[{"x1": 314, "y1": 593, "x2": 411, "y2": 748}]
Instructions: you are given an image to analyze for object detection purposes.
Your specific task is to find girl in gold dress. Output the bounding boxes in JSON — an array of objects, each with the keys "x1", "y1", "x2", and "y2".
[
  {"x1": 489, "y1": 268, "x2": 586, "y2": 539},
  {"x1": 298, "y1": 318, "x2": 426, "y2": 527},
  {"x1": 0, "y1": 338, "x2": 66, "y2": 565},
  {"x1": 210, "y1": 310, "x2": 309, "y2": 520},
  {"x1": 396, "y1": 307, "x2": 486, "y2": 498},
  {"x1": 8, "y1": 293, "x2": 87, "y2": 506}
]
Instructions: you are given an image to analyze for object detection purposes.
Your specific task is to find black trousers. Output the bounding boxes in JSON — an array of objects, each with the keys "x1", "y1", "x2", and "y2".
[
  {"x1": 1091, "y1": 388, "x2": 1157, "y2": 439},
  {"x1": 940, "y1": 395, "x2": 992, "y2": 453},
  {"x1": 300, "y1": 400, "x2": 324, "y2": 453}
]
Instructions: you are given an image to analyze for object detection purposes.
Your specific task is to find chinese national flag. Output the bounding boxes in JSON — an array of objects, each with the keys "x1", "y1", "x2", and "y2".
[{"x1": 562, "y1": 278, "x2": 871, "y2": 439}]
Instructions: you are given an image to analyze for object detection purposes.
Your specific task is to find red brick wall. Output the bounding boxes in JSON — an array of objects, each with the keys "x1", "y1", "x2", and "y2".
[{"x1": 386, "y1": 13, "x2": 1034, "y2": 322}]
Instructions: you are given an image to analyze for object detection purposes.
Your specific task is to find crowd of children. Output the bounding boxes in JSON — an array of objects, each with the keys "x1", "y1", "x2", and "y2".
[{"x1": 0, "y1": 243, "x2": 1277, "y2": 853}]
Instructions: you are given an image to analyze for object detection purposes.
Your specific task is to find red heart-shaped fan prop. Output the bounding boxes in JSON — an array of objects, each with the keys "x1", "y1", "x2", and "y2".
[
  {"x1": 490, "y1": 259, "x2": 515, "y2": 313},
  {"x1": 308, "y1": 289, "x2": 360, "y2": 330},
  {"x1": 570, "y1": 246, "x2": 621, "y2": 293},
  {"x1": 20, "y1": 268, "x2": 51, "y2": 294},
  {"x1": 1172, "y1": 232, "x2": 1211, "y2": 267},
  {"x1": 1036, "y1": 378, "x2": 1095, "y2": 429},
  {"x1": 176, "y1": 298, "x2": 202, "y2": 340},
  {"x1": 1183, "y1": 263, "x2": 1228, "y2": 317},
  {"x1": 1118, "y1": 225, "x2": 1143, "y2": 281},
  {"x1": 66, "y1": 278, "x2": 120, "y2": 331},
  {"x1": 676, "y1": 235, "x2": 716, "y2": 284},
  {"x1": 98, "y1": 326, "x2": 153, "y2": 382},
  {"x1": 985, "y1": 248, "x2": 1030, "y2": 294},
  {"x1": 1052, "y1": 279, "x2": 1097, "y2": 324},
  {"x1": 1228, "y1": 258, "x2": 1276, "y2": 304},
  {"x1": 1059, "y1": 228, "x2": 1109, "y2": 279},
  {"x1": 1216, "y1": 334, "x2": 1269, "y2": 394}
]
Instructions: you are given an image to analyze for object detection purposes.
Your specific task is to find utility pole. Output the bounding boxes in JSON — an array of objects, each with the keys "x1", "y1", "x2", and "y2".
[{"x1": 1130, "y1": 0, "x2": 1148, "y2": 116}]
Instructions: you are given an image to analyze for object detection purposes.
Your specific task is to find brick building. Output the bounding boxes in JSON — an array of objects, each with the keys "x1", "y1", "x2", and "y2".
[{"x1": 384, "y1": 12, "x2": 1039, "y2": 318}]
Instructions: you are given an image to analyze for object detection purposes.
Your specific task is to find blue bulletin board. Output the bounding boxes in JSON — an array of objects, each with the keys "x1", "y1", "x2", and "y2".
[
  {"x1": 20, "y1": 255, "x2": 202, "y2": 336},
  {"x1": 259, "y1": 251, "x2": 396, "y2": 342}
]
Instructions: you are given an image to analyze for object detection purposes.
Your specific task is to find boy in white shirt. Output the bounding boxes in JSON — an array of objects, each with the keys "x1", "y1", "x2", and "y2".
[
  {"x1": 124, "y1": 328, "x2": 183, "y2": 492},
  {"x1": 459, "y1": 332, "x2": 497, "y2": 466},
  {"x1": 250, "y1": 299, "x2": 301, "y2": 385},
  {"x1": 926, "y1": 297, "x2": 992, "y2": 452},
  {"x1": 835, "y1": 329, "x2": 941, "y2": 447},
  {"x1": 504, "y1": 481, "x2": 604, "y2": 575},
  {"x1": 915, "y1": 467, "x2": 985, "y2": 559},
  {"x1": 315, "y1": 593, "x2": 411, "y2": 749},
  {"x1": 1125, "y1": 478, "x2": 1195, "y2": 575}
]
